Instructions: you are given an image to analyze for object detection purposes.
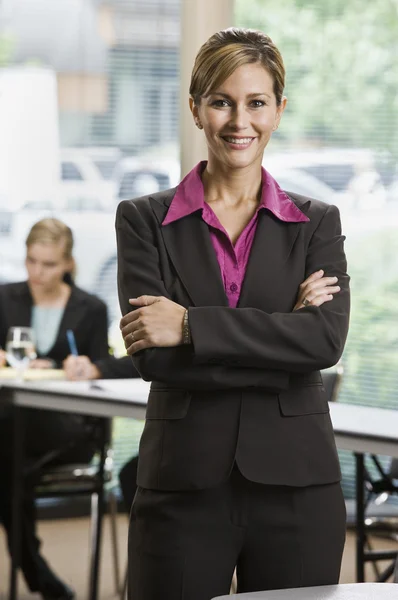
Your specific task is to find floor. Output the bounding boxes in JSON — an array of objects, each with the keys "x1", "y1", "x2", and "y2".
[{"x1": 0, "y1": 516, "x2": 397, "y2": 599}]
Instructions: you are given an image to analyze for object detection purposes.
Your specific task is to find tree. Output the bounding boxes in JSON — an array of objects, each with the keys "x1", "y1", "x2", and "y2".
[
  {"x1": 0, "y1": 34, "x2": 15, "y2": 67},
  {"x1": 235, "y1": 0, "x2": 398, "y2": 159}
]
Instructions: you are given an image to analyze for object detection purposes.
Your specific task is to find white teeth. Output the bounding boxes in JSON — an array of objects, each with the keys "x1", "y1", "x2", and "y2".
[{"x1": 224, "y1": 137, "x2": 253, "y2": 144}]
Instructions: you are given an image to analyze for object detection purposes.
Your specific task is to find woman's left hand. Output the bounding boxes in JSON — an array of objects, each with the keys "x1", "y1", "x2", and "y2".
[
  {"x1": 293, "y1": 270, "x2": 340, "y2": 311},
  {"x1": 29, "y1": 359, "x2": 55, "y2": 369},
  {"x1": 120, "y1": 296, "x2": 186, "y2": 355}
]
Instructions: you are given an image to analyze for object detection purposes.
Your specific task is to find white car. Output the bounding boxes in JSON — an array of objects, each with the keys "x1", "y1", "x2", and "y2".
[
  {"x1": 263, "y1": 148, "x2": 387, "y2": 211},
  {"x1": 59, "y1": 147, "x2": 119, "y2": 209},
  {"x1": 114, "y1": 157, "x2": 180, "y2": 201}
]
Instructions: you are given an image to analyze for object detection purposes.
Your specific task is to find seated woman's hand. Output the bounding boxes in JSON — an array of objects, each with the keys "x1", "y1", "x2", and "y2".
[
  {"x1": 0, "y1": 349, "x2": 6, "y2": 368},
  {"x1": 294, "y1": 269, "x2": 340, "y2": 311},
  {"x1": 29, "y1": 358, "x2": 55, "y2": 369},
  {"x1": 120, "y1": 295, "x2": 186, "y2": 355},
  {"x1": 63, "y1": 355, "x2": 101, "y2": 380}
]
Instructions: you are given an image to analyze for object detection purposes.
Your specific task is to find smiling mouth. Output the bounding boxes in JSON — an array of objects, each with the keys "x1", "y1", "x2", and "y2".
[{"x1": 222, "y1": 136, "x2": 255, "y2": 145}]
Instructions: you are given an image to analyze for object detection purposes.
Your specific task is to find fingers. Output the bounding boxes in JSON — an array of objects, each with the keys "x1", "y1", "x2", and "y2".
[
  {"x1": 302, "y1": 284, "x2": 340, "y2": 305},
  {"x1": 120, "y1": 310, "x2": 140, "y2": 329},
  {"x1": 122, "y1": 323, "x2": 160, "y2": 355},
  {"x1": 306, "y1": 293, "x2": 334, "y2": 307},
  {"x1": 294, "y1": 271, "x2": 341, "y2": 312},
  {"x1": 120, "y1": 296, "x2": 165, "y2": 329},
  {"x1": 64, "y1": 355, "x2": 92, "y2": 380},
  {"x1": 301, "y1": 269, "x2": 324, "y2": 286},
  {"x1": 128, "y1": 295, "x2": 163, "y2": 307}
]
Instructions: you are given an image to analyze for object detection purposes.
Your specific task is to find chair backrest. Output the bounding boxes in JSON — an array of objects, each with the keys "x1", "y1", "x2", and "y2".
[{"x1": 321, "y1": 363, "x2": 343, "y2": 403}]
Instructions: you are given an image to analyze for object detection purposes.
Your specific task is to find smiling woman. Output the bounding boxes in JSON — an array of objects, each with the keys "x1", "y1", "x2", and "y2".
[{"x1": 116, "y1": 27, "x2": 350, "y2": 600}]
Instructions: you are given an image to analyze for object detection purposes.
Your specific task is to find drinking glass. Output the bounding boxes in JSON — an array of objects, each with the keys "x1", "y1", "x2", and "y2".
[{"x1": 5, "y1": 326, "x2": 37, "y2": 379}]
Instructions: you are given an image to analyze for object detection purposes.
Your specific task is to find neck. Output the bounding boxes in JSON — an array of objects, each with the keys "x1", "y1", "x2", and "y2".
[
  {"x1": 29, "y1": 281, "x2": 70, "y2": 307},
  {"x1": 202, "y1": 159, "x2": 262, "y2": 207}
]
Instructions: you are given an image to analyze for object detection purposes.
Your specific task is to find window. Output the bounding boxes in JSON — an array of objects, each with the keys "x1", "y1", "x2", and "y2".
[
  {"x1": 61, "y1": 162, "x2": 84, "y2": 181},
  {"x1": 236, "y1": 0, "x2": 398, "y2": 499},
  {"x1": 0, "y1": 0, "x2": 181, "y2": 490}
]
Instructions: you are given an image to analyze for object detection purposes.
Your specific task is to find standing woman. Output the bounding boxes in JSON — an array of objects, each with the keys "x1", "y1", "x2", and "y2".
[
  {"x1": 117, "y1": 28, "x2": 350, "y2": 599},
  {"x1": 0, "y1": 218, "x2": 109, "y2": 600}
]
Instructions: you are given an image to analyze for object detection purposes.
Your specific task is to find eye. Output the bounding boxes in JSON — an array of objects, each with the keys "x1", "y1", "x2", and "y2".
[
  {"x1": 211, "y1": 99, "x2": 231, "y2": 108},
  {"x1": 250, "y1": 99, "x2": 266, "y2": 108}
]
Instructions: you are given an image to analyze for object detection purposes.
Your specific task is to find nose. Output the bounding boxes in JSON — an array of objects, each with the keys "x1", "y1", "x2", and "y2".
[
  {"x1": 31, "y1": 264, "x2": 43, "y2": 280},
  {"x1": 229, "y1": 103, "x2": 249, "y2": 131}
]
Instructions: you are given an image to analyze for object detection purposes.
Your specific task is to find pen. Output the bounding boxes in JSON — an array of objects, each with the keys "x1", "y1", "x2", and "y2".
[{"x1": 66, "y1": 329, "x2": 79, "y2": 356}]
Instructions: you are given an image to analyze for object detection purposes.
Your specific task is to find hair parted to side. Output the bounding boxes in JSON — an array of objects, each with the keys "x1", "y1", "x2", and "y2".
[
  {"x1": 26, "y1": 218, "x2": 76, "y2": 282},
  {"x1": 190, "y1": 27, "x2": 285, "y2": 106}
]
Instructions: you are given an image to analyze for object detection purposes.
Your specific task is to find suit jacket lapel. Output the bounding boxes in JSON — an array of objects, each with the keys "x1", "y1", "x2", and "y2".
[
  {"x1": 151, "y1": 194, "x2": 228, "y2": 307},
  {"x1": 56, "y1": 286, "x2": 86, "y2": 341},
  {"x1": 162, "y1": 214, "x2": 228, "y2": 307},
  {"x1": 10, "y1": 283, "x2": 33, "y2": 326},
  {"x1": 238, "y1": 210, "x2": 302, "y2": 311}
]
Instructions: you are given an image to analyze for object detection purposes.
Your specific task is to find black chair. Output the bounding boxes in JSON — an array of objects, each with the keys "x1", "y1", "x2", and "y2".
[
  {"x1": 33, "y1": 417, "x2": 120, "y2": 599},
  {"x1": 362, "y1": 455, "x2": 398, "y2": 582}
]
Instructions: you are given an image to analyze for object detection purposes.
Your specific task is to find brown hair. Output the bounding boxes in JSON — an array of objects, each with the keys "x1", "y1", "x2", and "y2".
[
  {"x1": 190, "y1": 27, "x2": 285, "y2": 106},
  {"x1": 26, "y1": 218, "x2": 76, "y2": 282}
]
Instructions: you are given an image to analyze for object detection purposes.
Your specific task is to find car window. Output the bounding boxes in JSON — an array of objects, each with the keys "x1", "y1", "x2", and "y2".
[
  {"x1": 61, "y1": 161, "x2": 84, "y2": 181},
  {"x1": 65, "y1": 197, "x2": 102, "y2": 211},
  {"x1": 93, "y1": 160, "x2": 117, "y2": 180},
  {"x1": 303, "y1": 164, "x2": 354, "y2": 192},
  {"x1": 118, "y1": 170, "x2": 170, "y2": 199}
]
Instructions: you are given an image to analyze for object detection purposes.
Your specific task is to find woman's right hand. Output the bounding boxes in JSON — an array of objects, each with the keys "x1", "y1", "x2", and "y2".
[
  {"x1": 63, "y1": 355, "x2": 101, "y2": 380},
  {"x1": 293, "y1": 270, "x2": 340, "y2": 311},
  {"x1": 0, "y1": 349, "x2": 6, "y2": 368}
]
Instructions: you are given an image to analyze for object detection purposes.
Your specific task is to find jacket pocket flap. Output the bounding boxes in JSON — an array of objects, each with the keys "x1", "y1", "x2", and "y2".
[
  {"x1": 146, "y1": 390, "x2": 191, "y2": 420},
  {"x1": 278, "y1": 384, "x2": 329, "y2": 417}
]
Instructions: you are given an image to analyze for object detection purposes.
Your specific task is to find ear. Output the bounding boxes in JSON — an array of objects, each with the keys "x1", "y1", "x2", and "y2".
[
  {"x1": 274, "y1": 96, "x2": 287, "y2": 130},
  {"x1": 189, "y1": 96, "x2": 197, "y2": 118},
  {"x1": 189, "y1": 97, "x2": 203, "y2": 130}
]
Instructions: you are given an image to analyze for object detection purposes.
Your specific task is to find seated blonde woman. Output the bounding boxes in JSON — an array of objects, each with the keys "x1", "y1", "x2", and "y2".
[{"x1": 0, "y1": 218, "x2": 109, "y2": 600}]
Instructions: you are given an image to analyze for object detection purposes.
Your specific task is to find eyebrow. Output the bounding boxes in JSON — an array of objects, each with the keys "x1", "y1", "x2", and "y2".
[{"x1": 210, "y1": 92, "x2": 272, "y2": 100}]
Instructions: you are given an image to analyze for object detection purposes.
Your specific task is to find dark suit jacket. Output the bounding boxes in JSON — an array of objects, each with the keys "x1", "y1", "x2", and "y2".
[
  {"x1": 116, "y1": 188, "x2": 350, "y2": 491},
  {"x1": 95, "y1": 355, "x2": 140, "y2": 379},
  {"x1": 0, "y1": 281, "x2": 109, "y2": 365}
]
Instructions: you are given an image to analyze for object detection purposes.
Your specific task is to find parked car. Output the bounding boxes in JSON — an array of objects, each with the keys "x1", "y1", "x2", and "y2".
[
  {"x1": 114, "y1": 157, "x2": 180, "y2": 200},
  {"x1": 59, "y1": 147, "x2": 119, "y2": 209},
  {"x1": 264, "y1": 148, "x2": 387, "y2": 211}
]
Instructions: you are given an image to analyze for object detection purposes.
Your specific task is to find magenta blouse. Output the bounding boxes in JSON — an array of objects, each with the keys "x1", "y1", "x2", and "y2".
[{"x1": 163, "y1": 161, "x2": 308, "y2": 308}]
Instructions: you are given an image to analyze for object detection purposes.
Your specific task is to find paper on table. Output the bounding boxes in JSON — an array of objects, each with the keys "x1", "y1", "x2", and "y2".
[{"x1": 0, "y1": 368, "x2": 65, "y2": 381}]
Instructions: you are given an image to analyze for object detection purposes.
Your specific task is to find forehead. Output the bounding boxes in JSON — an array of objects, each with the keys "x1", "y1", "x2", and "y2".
[
  {"x1": 27, "y1": 241, "x2": 66, "y2": 261},
  {"x1": 212, "y1": 63, "x2": 274, "y2": 96}
]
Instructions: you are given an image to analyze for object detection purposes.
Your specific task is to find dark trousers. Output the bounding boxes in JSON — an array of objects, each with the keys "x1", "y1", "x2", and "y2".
[
  {"x1": 0, "y1": 408, "x2": 95, "y2": 596},
  {"x1": 128, "y1": 467, "x2": 346, "y2": 600}
]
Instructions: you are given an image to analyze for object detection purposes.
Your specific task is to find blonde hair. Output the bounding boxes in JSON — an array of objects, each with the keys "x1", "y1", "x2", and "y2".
[
  {"x1": 190, "y1": 28, "x2": 285, "y2": 106},
  {"x1": 26, "y1": 218, "x2": 76, "y2": 282}
]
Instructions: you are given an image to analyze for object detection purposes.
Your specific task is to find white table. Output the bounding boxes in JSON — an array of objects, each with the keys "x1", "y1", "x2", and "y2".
[
  {"x1": 213, "y1": 583, "x2": 398, "y2": 599},
  {"x1": 0, "y1": 377, "x2": 150, "y2": 419},
  {"x1": 0, "y1": 378, "x2": 149, "y2": 600}
]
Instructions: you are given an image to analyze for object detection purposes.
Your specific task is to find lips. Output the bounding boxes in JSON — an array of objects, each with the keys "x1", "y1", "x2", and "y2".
[{"x1": 221, "y1": 136, "x2": 255, "y2": 150}]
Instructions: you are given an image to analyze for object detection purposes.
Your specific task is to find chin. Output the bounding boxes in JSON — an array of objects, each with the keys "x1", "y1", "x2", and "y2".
[{"x1": 226, "y1": 154, "x2": 260, "y2": 170}]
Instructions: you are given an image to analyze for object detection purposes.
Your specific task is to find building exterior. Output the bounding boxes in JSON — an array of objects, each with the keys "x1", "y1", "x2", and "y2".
[{"x1": 0, "y1": 0, "x2": 180, "y2": 154}]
